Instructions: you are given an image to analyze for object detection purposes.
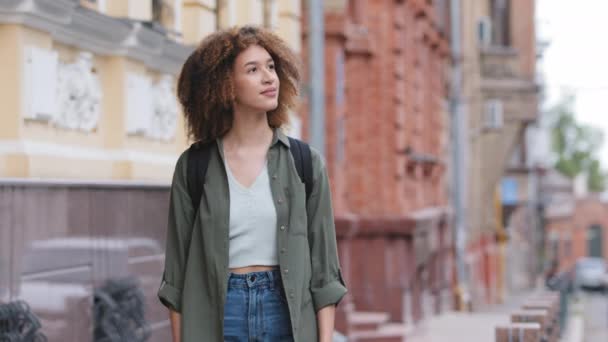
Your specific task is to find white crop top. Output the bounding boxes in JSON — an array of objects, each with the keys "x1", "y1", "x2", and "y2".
[{"x1": 223, "y1": 155, "x2": 278, "y2": 269}]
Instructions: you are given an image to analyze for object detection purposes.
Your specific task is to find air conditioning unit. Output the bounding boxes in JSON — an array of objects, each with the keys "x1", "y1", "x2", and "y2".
[
  {"x1": 484, "y1": 99, "x2": 503, "y2": 129},
  {"x1": 477, "y1": 17, "x2": 492, "y2": 47}
]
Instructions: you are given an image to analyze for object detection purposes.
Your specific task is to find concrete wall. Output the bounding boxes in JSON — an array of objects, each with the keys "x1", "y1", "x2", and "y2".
[{"x1": 0, "y1": 181, "x2": 171, "y2": 341}]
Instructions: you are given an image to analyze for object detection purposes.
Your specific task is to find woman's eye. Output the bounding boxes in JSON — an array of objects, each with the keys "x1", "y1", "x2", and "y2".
[
  {"x1": 268, "y1": 64, "x2": 275, "y2": 70},
  {"x1": 248, "y1": 67, "x2": 257, "y2": 73}
]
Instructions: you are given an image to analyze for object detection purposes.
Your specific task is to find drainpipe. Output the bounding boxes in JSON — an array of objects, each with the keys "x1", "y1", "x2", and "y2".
[
  {"x1": 308, "y1": 0, "x2": 325, "y2": 155},
  {"x1": 449, "y1": 0, "x2": 470, "y2": 311}
]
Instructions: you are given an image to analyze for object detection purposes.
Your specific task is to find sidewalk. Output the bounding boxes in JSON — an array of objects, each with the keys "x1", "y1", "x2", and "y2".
[{"x1": 406, "y1": 290, "x2": 584, "y2": 342}]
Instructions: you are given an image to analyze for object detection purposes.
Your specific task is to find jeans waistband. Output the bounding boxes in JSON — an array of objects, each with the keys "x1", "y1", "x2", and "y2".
[{"x1": 227, "y1": 269, "x2": 282, "y2": 289}]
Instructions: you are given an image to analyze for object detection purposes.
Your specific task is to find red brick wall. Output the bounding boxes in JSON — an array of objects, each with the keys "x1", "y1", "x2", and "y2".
[
  {"x1": 573, "y1": 199, "x2": 608, "y2": 259},
  {"x1": 302, "y1": 0, "x2": 449, "y2": 218}
]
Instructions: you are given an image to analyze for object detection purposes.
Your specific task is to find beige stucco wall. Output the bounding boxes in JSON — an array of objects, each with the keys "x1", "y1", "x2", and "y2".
[
  {"x1": 0, "y1": 25, "x2": 21, "y2": 140},
  {"x1": 0, "y1": 0, "x2": 302, "y2": 181},
  {"x1": 106, "y1": 0, "x2": 153, "y2": 21},
  {"x1": 461, "y1": 0, "x2": 537, "y2": 240}
]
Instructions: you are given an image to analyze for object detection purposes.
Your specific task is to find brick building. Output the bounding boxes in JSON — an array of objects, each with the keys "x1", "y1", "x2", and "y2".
[
  {"x1": 300, "y1": 0, "x2": 454, "y2": 338},
  {"x1": 543, "y1": 170, "x2": 608, "y2": 274}
]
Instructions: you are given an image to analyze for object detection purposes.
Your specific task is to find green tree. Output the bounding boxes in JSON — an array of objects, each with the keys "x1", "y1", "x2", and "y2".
[{"x1": 550, "y1": 95, "x2": 606, "y2": 192}]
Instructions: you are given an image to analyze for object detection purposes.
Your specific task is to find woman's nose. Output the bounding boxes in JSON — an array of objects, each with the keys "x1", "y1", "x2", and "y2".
[{"x1": 262, "y1": 69, "x2": 275, "y2": 84}]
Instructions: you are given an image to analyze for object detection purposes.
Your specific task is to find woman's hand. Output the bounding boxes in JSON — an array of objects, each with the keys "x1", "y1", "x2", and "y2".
[
  {"x1": 316, "y1": 304, "x2": 336, "y2": 342},
  {"x1": 169, "y1": 309, "x2": 181, "y2": 342}
]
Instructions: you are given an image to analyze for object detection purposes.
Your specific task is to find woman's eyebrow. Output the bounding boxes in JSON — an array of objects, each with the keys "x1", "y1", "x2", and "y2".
[{"x1": 243, "y1": 58, "x2": 274, "y2": 67}]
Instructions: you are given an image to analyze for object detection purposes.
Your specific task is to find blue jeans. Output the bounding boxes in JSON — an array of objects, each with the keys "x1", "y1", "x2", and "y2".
[{"x1": 223, "y1": 269, "x2": 294, "y2": 341}]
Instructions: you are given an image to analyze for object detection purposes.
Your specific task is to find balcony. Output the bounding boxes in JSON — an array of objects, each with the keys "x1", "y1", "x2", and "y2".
[
  {"x1": 480, "y1": 45, "x2": 521, "y2": 79},
  {"x1": 480, "y1": 45, "x2": 540, "y2": 124}
]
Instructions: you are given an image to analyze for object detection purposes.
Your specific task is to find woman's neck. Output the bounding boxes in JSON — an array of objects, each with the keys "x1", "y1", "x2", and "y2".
[{"x1": 223, "y1": 110, "x2": 273, "y2": 150}]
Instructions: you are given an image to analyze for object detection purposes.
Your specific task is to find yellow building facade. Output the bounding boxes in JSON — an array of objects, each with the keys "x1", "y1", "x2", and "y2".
[{"x1": 0, "y1": 0, "x2": 302, "y2": 181}]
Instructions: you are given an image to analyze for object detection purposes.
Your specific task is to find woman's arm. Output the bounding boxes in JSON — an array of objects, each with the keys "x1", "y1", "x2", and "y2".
[
  {"x1": 170, "y1": 309, "x2": 181, "y2": 342},
  {"x1": 306, "y1": 147, "x2": 347, "y2": 338},
  {"x1": 158, "y1": 151, "x2": 194, "y2": 340},
  {"x1": 317, "y1": 304, "x2": 336, "y2": 342}
]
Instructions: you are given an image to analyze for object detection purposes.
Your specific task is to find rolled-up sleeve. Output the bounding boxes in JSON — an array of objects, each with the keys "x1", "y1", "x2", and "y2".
[
  {"x1": 306, "y1": 147, "x2": 348, "y2": 313},
  {"x1": 158, "y1": 151, "x2": 194, "y2": 313}
]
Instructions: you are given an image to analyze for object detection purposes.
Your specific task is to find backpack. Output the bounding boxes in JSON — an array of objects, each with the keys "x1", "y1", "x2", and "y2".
[{"x1": 186, "y1": 137, "x2": 313, "y2": 212}]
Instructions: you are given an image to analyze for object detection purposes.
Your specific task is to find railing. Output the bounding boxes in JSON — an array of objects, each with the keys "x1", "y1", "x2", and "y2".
[{"x1": 480, "y1": 46, "x2": 521, "y2": 80}]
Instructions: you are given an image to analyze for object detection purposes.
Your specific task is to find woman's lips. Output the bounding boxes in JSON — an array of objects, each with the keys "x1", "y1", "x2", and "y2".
[{"x1": 261, "y1": 89, "x2": 277, "y2": 97}]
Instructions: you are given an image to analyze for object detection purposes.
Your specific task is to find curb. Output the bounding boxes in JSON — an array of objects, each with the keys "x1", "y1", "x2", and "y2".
[{"x1": 562, "y1": 298, "x2": 584, "y2": 342}]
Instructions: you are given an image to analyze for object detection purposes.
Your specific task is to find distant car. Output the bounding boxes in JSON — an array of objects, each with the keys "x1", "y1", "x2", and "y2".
[{"x1": 575, "y1": 257, "x2": 608, "y2": 291}]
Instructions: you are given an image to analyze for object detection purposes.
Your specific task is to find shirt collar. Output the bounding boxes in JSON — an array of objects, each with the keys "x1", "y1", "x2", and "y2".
[
  {"x1": 272, "y1": 127, "x2": 291, "y2": 148},
  {"x1": 216, "y1": 127, "x2": 290, "y2": 160}
]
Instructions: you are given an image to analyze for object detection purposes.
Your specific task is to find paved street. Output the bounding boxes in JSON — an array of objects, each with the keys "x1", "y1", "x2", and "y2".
[{"x1": 582, "y1": 291, "x2": 608, "y2": 342}]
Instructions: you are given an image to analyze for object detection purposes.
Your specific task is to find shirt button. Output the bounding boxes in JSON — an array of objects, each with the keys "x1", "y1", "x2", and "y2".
[
  {"x1": 281, "y1": 248, "x2": 286, "y2": 253},
  {"x1": 278, "y1": 198, "x2": 283, "y2": 204},
  {"x1": 284, "y1": 269, "x2": 289, "y2": 274},
  {"x1": 280, "y1": 225, "x2": 286, "y2": 231},
  {"x1": 289, "y1": 292, "x2": 294, "y2": 298},
  {"x1": 272, "y1": 174, "x2": 278, "y2": 180}
]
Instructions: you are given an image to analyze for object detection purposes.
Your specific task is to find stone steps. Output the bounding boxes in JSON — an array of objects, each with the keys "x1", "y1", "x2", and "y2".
[{"x1": 346, "y1": 311, "x2": 411, "y2": 342}]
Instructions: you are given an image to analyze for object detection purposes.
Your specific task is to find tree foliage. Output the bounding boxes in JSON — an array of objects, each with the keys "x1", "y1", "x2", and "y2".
[{"x1": 549, "y1": 95, "x2": 606, "y2": 192}]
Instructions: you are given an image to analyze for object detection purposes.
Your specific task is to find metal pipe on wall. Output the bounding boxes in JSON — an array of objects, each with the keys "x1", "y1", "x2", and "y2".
[
  {"x1": 449, "y1": 0, "x2": 470, "y2": 310},
  {"x1": 307, "y1": 0, "x2": 325, "y2": 155}
]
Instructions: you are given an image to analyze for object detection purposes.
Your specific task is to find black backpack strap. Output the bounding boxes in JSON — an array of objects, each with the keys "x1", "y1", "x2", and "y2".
[
  {"x1": 187, "y1": 138, "x2": 312, "y2": 211},
  {"x1": 288, "y1": 137, "x2": 313, "y2": 202},
  {"x1": 187, "y1": 141, "x2": 215, "y2": 212}
]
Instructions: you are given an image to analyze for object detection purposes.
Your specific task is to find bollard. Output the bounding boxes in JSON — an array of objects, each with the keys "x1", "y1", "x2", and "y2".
[
  {"x1": 522, "y1": 300, "x2": 559, "y2": 342},
  {"x1": 495, "y1": 322, "x2": 542, "y2": 342},
  {"x1": 511, "y1": 310, "x2": 549, "y2": 342}
]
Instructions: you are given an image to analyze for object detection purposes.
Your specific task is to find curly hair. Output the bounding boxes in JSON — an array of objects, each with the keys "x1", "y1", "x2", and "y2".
[{"x1": 177, "y1": 25, "x2": 301, "y2": 143}]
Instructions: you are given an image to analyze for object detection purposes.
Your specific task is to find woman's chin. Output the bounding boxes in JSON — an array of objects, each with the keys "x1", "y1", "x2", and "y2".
[{"x1": 258, "y1": 101, "x2": 279, "y2": 112}]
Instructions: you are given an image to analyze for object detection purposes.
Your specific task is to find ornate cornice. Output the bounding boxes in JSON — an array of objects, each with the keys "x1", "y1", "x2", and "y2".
[{"x1": 0, "y1": 0, "x2": 193, "y2": 74}]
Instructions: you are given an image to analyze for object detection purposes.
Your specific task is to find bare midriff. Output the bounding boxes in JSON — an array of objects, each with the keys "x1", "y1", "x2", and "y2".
[{"x1": 229, "y1": 265, "x2": 278, "y2": 274}]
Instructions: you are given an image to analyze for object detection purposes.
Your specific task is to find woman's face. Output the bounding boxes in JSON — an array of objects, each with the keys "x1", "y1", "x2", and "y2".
[{"x1": 232, "y1": 44, "x2": 279, "y2": 114}]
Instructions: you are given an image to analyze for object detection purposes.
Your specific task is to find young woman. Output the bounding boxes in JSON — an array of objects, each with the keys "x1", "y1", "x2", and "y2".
[{"x1": 157, "y1": 26, "x2": 347, "y2": 342}]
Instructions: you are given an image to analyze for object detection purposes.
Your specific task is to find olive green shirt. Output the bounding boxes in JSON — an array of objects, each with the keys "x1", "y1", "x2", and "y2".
[{"x1": 158, "y1": 128, "x2": 347, "y2": 342}]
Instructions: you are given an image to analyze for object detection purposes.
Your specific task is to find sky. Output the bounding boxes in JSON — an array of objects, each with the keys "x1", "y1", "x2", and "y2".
[{"x1": 537, "y1": 0, "x2": 608, "y2": 167}]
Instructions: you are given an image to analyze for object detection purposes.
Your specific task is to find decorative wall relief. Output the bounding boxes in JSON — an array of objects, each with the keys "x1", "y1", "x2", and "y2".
[
  {"x1": 55, "y1": 52, "x2": 102, "y2": 132},
  {"x1": 22, "y1": 46, "x2": 59, "y2": 121},
  {"x1": 149, "y1": 74, "x2": 178, "y2": 141},
  {"x1": 126, "y1": 73, "x2": 153, "y2": 136},
  {"x1": 23, "y1": 47, "x2": 102, "y2": 133},
  {"x1": 126, "y1": 73, "x2": 177, "y2": 142}
]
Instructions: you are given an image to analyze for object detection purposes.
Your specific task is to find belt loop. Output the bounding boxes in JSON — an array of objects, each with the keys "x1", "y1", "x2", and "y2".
[{"x1": 267, "y1": 270, "x2": 275, "y2": 283}]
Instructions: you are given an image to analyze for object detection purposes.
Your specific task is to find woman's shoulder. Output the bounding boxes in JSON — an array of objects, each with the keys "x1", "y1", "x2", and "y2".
[
  {"x1": 307, "y1": 144, "x2": 326, "y2": 170},
  {"x1": 175, "y1": 148, "x2": 191, "y2": 169},
  {"x1": 169, "y1": 148, "x2": 192, "y2": 184}
]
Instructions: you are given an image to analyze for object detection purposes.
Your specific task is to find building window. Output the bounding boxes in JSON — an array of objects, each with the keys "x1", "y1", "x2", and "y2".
[
  {"x1": 490, "y1": 0, "x2": 510, "y2": 46},
  {"x1": 152, "y1": 0, "x2": 175, "y2": 29}
]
